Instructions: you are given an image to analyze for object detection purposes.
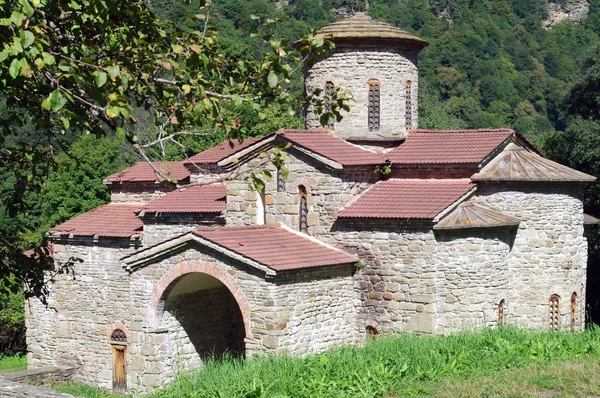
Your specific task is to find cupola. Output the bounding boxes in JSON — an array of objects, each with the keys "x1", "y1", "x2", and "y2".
[{"x1": 303, "y1": 13, "x2": 428, "y2": 144}]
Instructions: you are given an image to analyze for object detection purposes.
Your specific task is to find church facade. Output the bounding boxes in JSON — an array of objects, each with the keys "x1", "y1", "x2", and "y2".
[{"x1": 26, "y1": 13, "x2": 597, "y2": 394}]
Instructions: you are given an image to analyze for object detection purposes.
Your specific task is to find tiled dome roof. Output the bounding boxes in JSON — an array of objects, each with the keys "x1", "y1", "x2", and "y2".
[{"x1": 313, "y1": 13, "x2": 428, "y2": 49}]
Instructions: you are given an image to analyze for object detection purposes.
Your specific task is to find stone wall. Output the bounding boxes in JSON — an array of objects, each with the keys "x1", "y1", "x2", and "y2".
[
  {"x1": 434, "y1": 229, "x2": 513, "y2": 332},
  {"x1": 474, "y1": 183, "x2": 588, "y2": 331},
  {"x1": 304, "y1": 47, "x2": 420, "y2": 139},
  {"x1": 107, "y1": 181, "x2": 177, "y2": 203},
  {"x1": 141, "y1": 213, "x2": 225, "y2": 246},
  {"x1": 268, "y1": 264, "x2": 360, "y2": 355},
  {"x1": 225, "y1": 147, "x2": 378, "y2": 235},
  {"x1": 326, "y1": 220, "x2": 438, "y2": 335}
]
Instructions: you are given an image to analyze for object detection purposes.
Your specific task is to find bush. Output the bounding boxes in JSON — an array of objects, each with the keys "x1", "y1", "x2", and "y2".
[{"x1": 0, "y1": 288, "x2": 26, "y2": 356}]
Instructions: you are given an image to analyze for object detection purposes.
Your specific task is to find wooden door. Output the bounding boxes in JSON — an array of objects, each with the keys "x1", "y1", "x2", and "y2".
[{"x1": 113, "y1": 345, "x2": 126, "y2": 392}]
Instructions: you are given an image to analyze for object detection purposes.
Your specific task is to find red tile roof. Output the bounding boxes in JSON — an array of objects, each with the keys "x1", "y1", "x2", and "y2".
[
  {"x1": 193, "y1": 224, "x2": 357, "y2": 271},
  {"x1": 50, "y1": 204, "x2": 143, "y2": 238},
  {"x1": 387, "y1": 129, "x2": 514, "y2": 165},
  {"x1": 338, "y1": 179, "x2": 475, "y2": 219},
  {"x1": 185, "y1": 138, "x2": 262, "y2": 165},
  {"x1": 144, "y1": 184, "x2": 226, "y2": 214},
  {"x1": 277, "y1": 129, "x2": 385, "y2": 166},
  {"x1": 105, "y1": 162, "x2": 189, "y2": 183}
]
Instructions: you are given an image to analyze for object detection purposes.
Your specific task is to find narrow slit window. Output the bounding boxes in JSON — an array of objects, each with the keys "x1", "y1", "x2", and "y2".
[
  {"x1": 571, "y1": 292, "x2": 577, "y2": 332},
  {"x1": 299, "y1": 185, "x2": 308, "y2": 233},
  {"x1": 405, "y1": 81, "x2": 412, "y2": 131},
  {"x1": 549, "y1": 295, "x2": 560, "y2": 331},
  {"x1": 276, "y1": 168, "x2": 285, "y2": 193},
  {"x1": 368, "y1": 79, "x2": 380, "y2": 132},
  {"x1": 498, "y1": 299, "x2": 505, "y2": 326},
  {"x1": 325, "y1": 81, "x2": 335, "y2": 130},
  {"x1": 256, "y1": 190, "x2": 266, "y2": 225}
]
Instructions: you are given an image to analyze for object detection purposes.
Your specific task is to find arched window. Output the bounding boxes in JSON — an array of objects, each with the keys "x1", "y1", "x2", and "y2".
[
  {"x1": 366, "y1": 326, "x2": 379, "y2": 339},
  {"x1": 549, "y1": 295, "x2": 560, "y2": 331},
  {"x1": 256, "y1": 190, "x2": 266, "y2": 225},
  {"x1": 367, "y1": 79, "x2": 380, "y2": 132},
  {"x1": 298, "y1": 185, "x2": 308, "y2": 233},
  {"x1": 498, "y1": 299, "x2": 505, "y2": 326},
  {"x1": 405, "y1": 81, "x2": 412, "y2": 131},
  {"x1": 325, "y1": 81, "x2": 335, "y2": 130},
  {"x1": 571, "y1": 292, "x2": 577, "y2": 332},
  {"x1": 110, "y1": 329, "x2": 127, "y2": 392}
]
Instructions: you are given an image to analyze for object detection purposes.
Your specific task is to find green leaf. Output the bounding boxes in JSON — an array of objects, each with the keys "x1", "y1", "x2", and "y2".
[
  {"x1": 182, "y1": 84, "x2": 191, "y2": 94},
  {"x1": 116, "y1": 127, "x2": 126, "y2": 141},
  {"x1": 20, "y1": 58, "x2": 31, "y2": 78},
  {"x1": 262, "y1": 170, "x2": 272, "y2": 179},
  {"x1": 49, "y1": 90, "x2": 66, "y2": 111},
  {"x1": 106, "y1": 106, "x2": 119, "y2": 118},
  {"x1": 94, "y1": 71, "x2": 107, "y2": 87},
  {"x1": 20, "y1": 30, "x2": 34, "y2": 48},
  {"x1": 171, "y1": 44, "x2": 184, "y2": 54},
  {"x1": 60, "y1": 117, "x2": 70, "y2": 129},
  {"x1": 106, "y1": 65, "x2": 120, "y2": 79},
  {"x1": 58, "y1": 61, "x2": 71, "y2": 72},
  {"x1": 267, "y1": 71, "x2": 278, "y2": 88},
  {"x1": 9, "y1": 58, "x2": 20, "y2": 78},
  {"x1": 42, "y1": 52, "x2": 55, "y2": 66},
  {"x1": 9, "y1": 11, "x2": 26, "y2": 27},
  {"x1": 233, "y1": 94, "x2": 242, "y2": 107},
  {"x1": 280, "y1": 165, "x2": 289, "y2": 179},
  {"x1": 18, "y1": 0, "x2": 34, "y2": 17}
]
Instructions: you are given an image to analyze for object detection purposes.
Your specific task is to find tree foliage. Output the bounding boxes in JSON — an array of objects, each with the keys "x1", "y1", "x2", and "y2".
[{"x1": 0, "y1": 0, "x2": 344, "y2": 299}]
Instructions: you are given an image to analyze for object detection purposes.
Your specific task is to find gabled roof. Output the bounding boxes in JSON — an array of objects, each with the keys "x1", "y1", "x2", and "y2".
[
  {"x1": 49, "y1": 204, "x2": 143, "y2": 239},
  {"x1": 213, "y1": 129, "x2": 385, "y2": 169},
  {"x1": 434, "y1": 202, "x2": 521, "y2": 231},
  {"x1": 387, "y1": 129, "x2": 515, "y2": 165},
  {"x1": 584, "y1": 213, "x2": 600, "y2": 226},
  {"x1": 472, "y1": 143, "x2": 597, "y2": 182},
  {"x1": 143, "y1": 184, "x2": 226, "y2": 214},
  {"x1": 184, "y1": 138, "x2": 262, "y2": 165},
  {"x1": 338, "y1": 179, "x2": 475, "y2": 219},
  {"x1": 105, "y1": 162, "x2": 189, "y2": 184},
  {"x1": 122, "y1": 224, "x2": 357, "y2": 273}
]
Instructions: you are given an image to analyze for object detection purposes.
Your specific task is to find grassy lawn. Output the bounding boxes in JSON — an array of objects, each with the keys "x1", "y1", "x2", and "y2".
[
  {"x1": 51, "y1": 327, "x2": 600, "y2": 397},
  {"x1": 0, "y1": 354, "x2": 27, "y2": 375}
]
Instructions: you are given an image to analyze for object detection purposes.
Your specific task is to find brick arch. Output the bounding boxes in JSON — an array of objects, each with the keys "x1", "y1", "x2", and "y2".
[
  {"x1": 106, "y1": 322, "x2": 130, "y2": 343},
  {"x1": 149, "y1": 260, "x2": 252, "y2": 338}
]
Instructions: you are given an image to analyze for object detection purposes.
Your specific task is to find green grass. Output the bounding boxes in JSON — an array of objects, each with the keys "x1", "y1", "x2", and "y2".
[
  {"x1": 0, "y1": 354, "x2": 26, "y2": 375},
  {"x1": 48, "y1": 327, "x2": 600, "y2": 398}
]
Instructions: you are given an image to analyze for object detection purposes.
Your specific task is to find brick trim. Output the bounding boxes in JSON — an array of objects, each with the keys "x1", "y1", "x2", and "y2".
[
  {"x1": 149, "y1": 260, "x2": 252, "y2": 338},
  {"x1": 106, "y1": 322, "x2": 130, "y2": 343}
]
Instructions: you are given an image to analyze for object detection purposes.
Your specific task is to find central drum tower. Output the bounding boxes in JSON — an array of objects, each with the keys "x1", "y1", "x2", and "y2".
[{"x1": 304, "y1": 13, "x2": 428, "y2": 144}]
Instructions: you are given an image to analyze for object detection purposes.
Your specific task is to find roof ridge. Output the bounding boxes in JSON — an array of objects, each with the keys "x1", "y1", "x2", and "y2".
[
  {"x1": 193, "y1": 224, "x2": 279, "y2": 233},
  {"x1": 411, "y1": 128, "x2": 515, "y2": 134}
]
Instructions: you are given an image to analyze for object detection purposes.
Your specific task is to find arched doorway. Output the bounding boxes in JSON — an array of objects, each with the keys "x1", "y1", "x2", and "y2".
[{"x1": 161, "y1": 272, "x2": 246, "y2": 360}]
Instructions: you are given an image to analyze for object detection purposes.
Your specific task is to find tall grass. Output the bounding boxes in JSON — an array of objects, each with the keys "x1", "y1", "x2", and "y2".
[
  {"x1": 0, "y1": 354, "x2": 27, "y2": 374},
  {"x1": 150, "y1": 327, "x2": 600, "y2": 398}
]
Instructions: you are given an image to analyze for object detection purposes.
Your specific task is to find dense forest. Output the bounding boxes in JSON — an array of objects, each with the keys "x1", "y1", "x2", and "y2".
[{"x1": 2, "y1": 0, "x2": 600, "y2": 352}]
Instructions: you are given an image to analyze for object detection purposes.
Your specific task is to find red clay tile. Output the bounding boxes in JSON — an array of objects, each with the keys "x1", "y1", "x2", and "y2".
[
  {"x1": 144, "y1": 184, "x2": 226, "y2": 213},
  {"x1": 50, "y1": 204, "x2": 143, "y2": 238},
  {"x1": 105, "y1": 162, "x2": 189, "y2": 183},
  {"x1": 387, "y1": 129, "x2": 514, "y2": 165},
  {"x1": 185, "y1": 138, "x2": 262, "y2": 164},
  {"x1": 193, "y1": 224, "x2": 357, "y2": 271},
  {"x1": 338, "y1": 179, "x2": 475, "y2": 219}
]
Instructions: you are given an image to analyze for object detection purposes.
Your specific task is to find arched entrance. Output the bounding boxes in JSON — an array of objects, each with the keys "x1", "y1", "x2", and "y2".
[{"x1": 149, "y1": 261, "x2": 251, "y2": 363}]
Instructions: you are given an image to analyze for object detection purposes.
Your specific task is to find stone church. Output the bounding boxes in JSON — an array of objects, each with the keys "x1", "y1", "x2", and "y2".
[{"x1": 26, "y1": 13, "x2": 597, "y2": 393}]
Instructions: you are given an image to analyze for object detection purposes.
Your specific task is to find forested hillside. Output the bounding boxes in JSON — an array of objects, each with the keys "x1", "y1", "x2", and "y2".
[{"x1": 2, "y1": 0, "x2": 600, "y2": 351}]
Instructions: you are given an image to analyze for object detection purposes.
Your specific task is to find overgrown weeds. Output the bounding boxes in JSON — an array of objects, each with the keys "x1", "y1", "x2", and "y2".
[{"x1": 149, "y1": 326, "x2": 600, "y2": 397}]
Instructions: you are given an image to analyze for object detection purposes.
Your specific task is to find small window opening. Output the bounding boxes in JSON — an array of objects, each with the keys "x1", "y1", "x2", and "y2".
[
  {"x1": 325, "y1": 81, "x2": 335, "y2": 130},
  {"x1": 405, "y1": 81, "x2": 412, "y2": 131},
  {"x1": 549, "y1": 295, "x2": 560, "y2": 331},
  {"x1": 366, "y1": 326, "x2": 379, "y2": 338},
  {"x1": 256, "y1": 190, "x2": 266, "y2": 225},
  {"x1": 276, "y1": 168, "x2": 285, "y2": 193},
  {"x1": 110, "y1": 329, "x2": 127, "y2": 392},
  {"x1": 571, "y1": 292, "x2": 577, "y2": 332},
  {"x1": 299, "y1": 185, "x2": 308, "y2": 233},
  {"x1": 498, "y1": 299, "x2": 505, "y2": 326},
  {"x1": 368, "y1": 79, "x2": 380, "y2": 132}
]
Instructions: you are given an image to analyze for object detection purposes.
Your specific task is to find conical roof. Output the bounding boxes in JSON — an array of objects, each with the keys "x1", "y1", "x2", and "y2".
[
  {"x1": 471, "y1": 143, "x2": 596, "y2": 182},
  {"x1": 434, "y1": 202, "x2": 520, "y2": 231},
  {"x1": 312, "y1": 13, "x2": 428, "y2": 49}
]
